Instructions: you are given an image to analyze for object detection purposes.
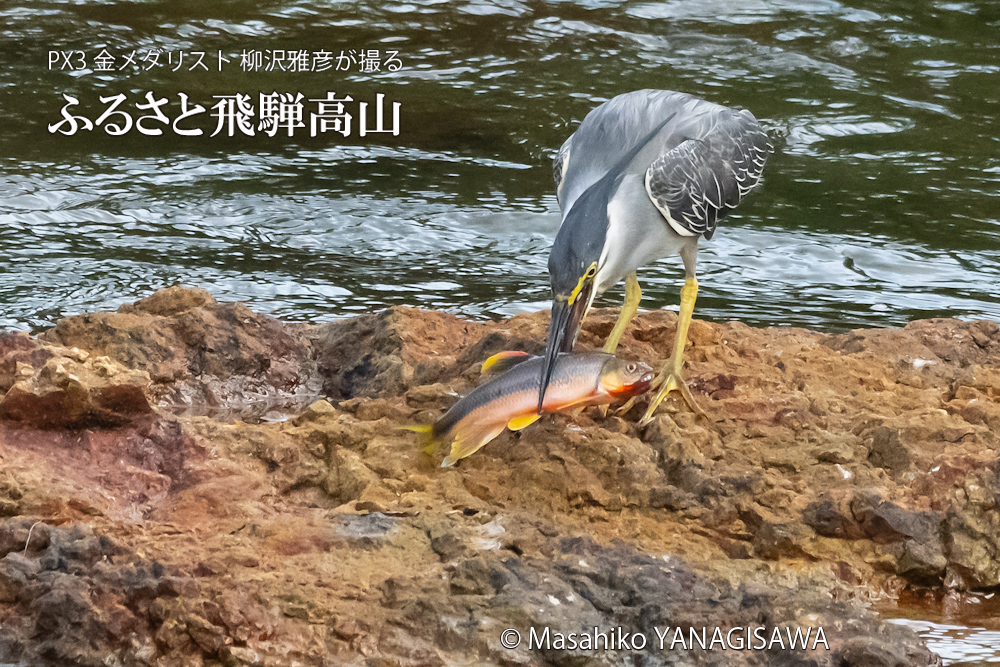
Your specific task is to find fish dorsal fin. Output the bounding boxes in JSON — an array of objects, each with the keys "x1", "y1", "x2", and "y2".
[
  {"x1": 507, "y1": 414, "x2": 541, "y2": 431},
  {"x1": 480, "y1": 350, "x2": 532, "y2": 376}
]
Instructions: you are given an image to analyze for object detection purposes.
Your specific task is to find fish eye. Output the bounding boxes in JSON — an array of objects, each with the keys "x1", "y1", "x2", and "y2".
[{"x1": 626, "y1": 362, "x2": 637, "y2": 373}]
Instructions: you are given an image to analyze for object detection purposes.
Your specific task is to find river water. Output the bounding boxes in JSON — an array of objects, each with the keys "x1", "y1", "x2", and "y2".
[
  {"x1": 1, "y1": 0, "x2": 998, "y2": 334},
  {"x1": 885, "y1": 592, "x2": 1000, "y2": 666}
]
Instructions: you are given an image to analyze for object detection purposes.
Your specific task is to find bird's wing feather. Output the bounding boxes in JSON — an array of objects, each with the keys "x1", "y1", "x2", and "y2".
[
  {"x1": 557, "y1": 90, "x2": 703, "y2": 213},
  {"x1": 644, "y1": 108, "x2": 770, "y2": 240},
  {"x1": 553, "y1": 135, "x2": 572, "y2": 207}
]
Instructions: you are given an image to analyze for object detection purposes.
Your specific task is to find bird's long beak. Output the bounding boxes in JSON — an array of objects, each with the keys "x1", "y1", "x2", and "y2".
[{"x1": 538, "y1": 280, "x2": 593, "y2": 413}]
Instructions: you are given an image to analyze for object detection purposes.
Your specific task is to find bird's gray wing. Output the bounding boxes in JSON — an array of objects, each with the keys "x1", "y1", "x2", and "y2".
[
  {"x1": 552, "y1": 135, "x2": 572, "y2": 207},
  {"x1": 645, "y1": 109, "x2": 770, "y2": 240},
  {"x1": 557, "y1": 90, "x2": 699, "y2": 213}
]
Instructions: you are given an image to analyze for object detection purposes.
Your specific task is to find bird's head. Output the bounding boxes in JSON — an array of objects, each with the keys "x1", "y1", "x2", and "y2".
[{"x1": 538, "y1": 190, "x2": 611, "y2": 413}]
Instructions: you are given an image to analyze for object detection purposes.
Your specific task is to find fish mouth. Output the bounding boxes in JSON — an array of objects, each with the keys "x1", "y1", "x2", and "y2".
[
  {"x1": 620, "y1": 370, "x2": 654, "y2": 397},
  {"x1": 538, "y1": 285, "x2": 593, "y2": 413}
]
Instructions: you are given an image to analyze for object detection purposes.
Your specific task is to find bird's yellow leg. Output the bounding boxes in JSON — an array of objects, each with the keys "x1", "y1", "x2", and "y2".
[
  {"x1": 637, "y1": 277, "x2": 707, "y2": 426},
  {"x1": 602, "y1": 271, "x2": 641, "y2": 355},
  {"x1": 596, "y1": 272, "x2": 640, "y2": 418}
]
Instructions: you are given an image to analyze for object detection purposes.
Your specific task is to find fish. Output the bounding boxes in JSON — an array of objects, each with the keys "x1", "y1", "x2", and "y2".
[{"x1": 406, "y1": 351, "x2": 654, "y2": 467}]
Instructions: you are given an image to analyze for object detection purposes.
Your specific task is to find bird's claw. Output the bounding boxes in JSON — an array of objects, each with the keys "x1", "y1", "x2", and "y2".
[
  {"x1": 615, "y1": 396, "x2": 639, "y2": 416},
  {"x1": 637, "y1": 371, "x2": 707, "y2": 426}
]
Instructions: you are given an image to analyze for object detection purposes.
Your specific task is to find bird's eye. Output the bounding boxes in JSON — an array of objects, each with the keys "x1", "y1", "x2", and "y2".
[
  {"x1": 586, "y1": 265, "x2": 597, "y2": 278},
  {"x1": 626, "y1": 362, "x2": 637, "y2": 373}
]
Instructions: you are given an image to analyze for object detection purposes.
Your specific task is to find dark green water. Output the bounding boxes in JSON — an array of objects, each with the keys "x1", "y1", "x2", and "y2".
[{"x1": 1, "y1": 0, "x2": 999, "y2": 334}]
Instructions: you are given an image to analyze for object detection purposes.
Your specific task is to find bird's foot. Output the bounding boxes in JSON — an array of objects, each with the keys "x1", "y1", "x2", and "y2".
[
  {"x1": 616, "y1": 395, "x2": 641, "y2": 416},
  {"x1": 635, "y1": 369, "x2": 708, "y2": 426}
]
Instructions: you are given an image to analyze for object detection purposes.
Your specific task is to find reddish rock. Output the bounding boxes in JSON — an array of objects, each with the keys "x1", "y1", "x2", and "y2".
[
  {"x1": 308, "y1": 306, "x2": 492, "y2": 399},
  {"x1": 1, "y1": 289, "x2": 997, "y2": 665},
  {"x1": 0, "y1": 344, "x2": 152, "y2": 429},
  {"x1": 39, "y1": 286, "x2": 317, "y2": 419}
]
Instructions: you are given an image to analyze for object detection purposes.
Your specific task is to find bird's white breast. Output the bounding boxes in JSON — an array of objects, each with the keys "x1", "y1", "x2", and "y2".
[{"x1": 594, "y1": 175, "x2": 695, "y2": 296}]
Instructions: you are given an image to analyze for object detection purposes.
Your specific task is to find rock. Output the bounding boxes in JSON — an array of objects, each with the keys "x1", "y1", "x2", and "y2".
[
  {"x1": 898, "y1": 538, "x2": 948, "y2": 584},
  {"x1": 448, "y1": 555, "x2": 510, "y2": 595},
  {"x1": 252, "y1": 429, "x2": 327, "y2": 494},
  {"x1": 0, "y1": 557, "x2": 29, "y2": 603},
  {"x1": 839, "y1": 632, "x2": 944, "y2": 667},
  {"x1": 3, "y1": 292, "x2": 998, "y2": 665},
  {"x1": 0, "y1": 472, "x2": 24, "y2": 517},
  {"x1": 0, "y1": 348, "x2": 152, "y2": 429},
  {"x1": 293, "y1": 399, "x2": 338, "y2": 424},
  {"x1": 649, "y1": 485, "x2": 697, "y2": 511},
  {"x1": 39, "y1": 285, "x2": 318, "y2": 419},
  {"x1": 753, "y1": 521, "x2": 815, "y2": 560},
  {"x1": 865, "y1": 427, "x2": 912, "y2": 475},
  {"x1": 405, "y1": 382, "x2": 461, "y2": 409},
  {"x1": 803, "y1": 495, "x2": 864, "y2": 540},
  {"x1": 324, "y1": 446, "x2": 382, "y2": 503},
  {"x1": 309, "y1": 307, "x2": 491, "y2": 400},
  {"x1": 429, "y1": 531, "x2": 466, "y2": 562},
  {"x1": 0, "y1": 517, "x2": 52, "y2": 557},
  {"x1": 945, "y1": 509, "x2": 1000, "y2": 588},
  {"x1": 0, "y1": 520, "x2": 164, "y2": 666},
  {"x1": 0, "y1": 332, "x2": 55, "y2": 394},
  {"x1": 848, "y1": 490, "x2": 947, "y2": 584},
  {"x1": 814, "y1": 439, "x2": 856, "y2": 464}
]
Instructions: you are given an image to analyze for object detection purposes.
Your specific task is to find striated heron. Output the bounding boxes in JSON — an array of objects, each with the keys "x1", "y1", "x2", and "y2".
[{"x1": 538, "y1": 89, "x2": 771, "y2": 425}]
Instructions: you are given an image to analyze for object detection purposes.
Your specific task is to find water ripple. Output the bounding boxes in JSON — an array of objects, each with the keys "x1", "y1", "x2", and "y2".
[{"x1": 1, "y1": 0, "x2": 998, "y2": 340}]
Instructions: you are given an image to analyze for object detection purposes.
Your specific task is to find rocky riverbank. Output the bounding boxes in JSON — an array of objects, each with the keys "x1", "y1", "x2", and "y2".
[{"x1": 2, "y1": 286, "x2": 997, "y2": 665}]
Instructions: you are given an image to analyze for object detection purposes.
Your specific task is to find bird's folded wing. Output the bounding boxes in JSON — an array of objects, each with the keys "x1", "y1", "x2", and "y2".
[
  {"x1": 645, "y1": 113, "x2": 770, "y2": 240},
  {"x1": 553, "y1": 135, "x2": 572, "y2": 207}
]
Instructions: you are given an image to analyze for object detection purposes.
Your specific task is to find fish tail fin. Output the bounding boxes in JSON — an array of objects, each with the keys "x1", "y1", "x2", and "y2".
[
  {"x1": 397, "y1": 424, "x2": 437, "y2": 454},
  {"x1": 480, "y1": 350, "x2": 532, "y2": 376},
  {"x1": 441, "y1": 421, "x2": 507, "y2": 467}
]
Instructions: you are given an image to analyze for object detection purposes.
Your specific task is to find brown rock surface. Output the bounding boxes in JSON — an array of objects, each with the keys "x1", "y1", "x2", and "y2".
[
  {"x1": 38, "y1": 285, "x2": 319, "y2": 420},
  {"x1": 0, "y1": 335, "x2": 152, "y2": 429},
  {"x1": 3, "y1": 287, "x2": 997, "y2": 665}
]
